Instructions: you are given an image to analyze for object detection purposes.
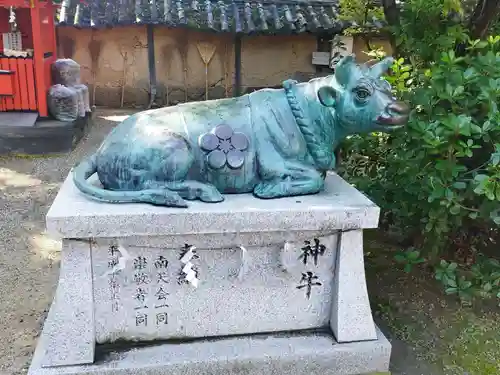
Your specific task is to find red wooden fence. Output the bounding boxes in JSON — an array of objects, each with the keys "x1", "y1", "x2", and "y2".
[{"x1": 0, "y1": 57, "x2": 37, "y2": 112}]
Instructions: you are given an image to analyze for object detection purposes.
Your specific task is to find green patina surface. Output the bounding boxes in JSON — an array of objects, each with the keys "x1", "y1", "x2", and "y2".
[{"x1": 72, "y1": 55, "x2": 409, "y2": 207}]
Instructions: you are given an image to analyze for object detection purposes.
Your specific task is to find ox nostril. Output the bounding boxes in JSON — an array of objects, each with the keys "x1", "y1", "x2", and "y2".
[{"x1": 388, "y1": 102, "x2": 410, "y2": 115}]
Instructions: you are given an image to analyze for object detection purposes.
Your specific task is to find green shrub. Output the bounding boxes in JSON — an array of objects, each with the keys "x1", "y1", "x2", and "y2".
[
  {"x1": 338, "y1": 36, "x2": 500, "y2": 303},
  {"x1": 435, "y1": 256, "x2": 500, "y2": 305},
  {"x1": 394, "y1": 0, "x2": 467, "y2": 65}
]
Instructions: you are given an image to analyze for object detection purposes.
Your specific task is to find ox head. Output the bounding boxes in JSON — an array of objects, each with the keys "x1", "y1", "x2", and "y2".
[{"x1": 317, "y1": 55, "x2": 409, "y2": 133}]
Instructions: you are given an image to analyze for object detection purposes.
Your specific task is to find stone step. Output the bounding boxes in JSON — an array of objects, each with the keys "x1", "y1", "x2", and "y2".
[{"x1": 29, "y1": 322, "x2": 391, "y2": 375}]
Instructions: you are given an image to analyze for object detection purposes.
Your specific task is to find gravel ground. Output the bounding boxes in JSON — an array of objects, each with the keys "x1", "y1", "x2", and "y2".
[{"x1": 0, "y1": 109, "x2": 134, "y2": 374}]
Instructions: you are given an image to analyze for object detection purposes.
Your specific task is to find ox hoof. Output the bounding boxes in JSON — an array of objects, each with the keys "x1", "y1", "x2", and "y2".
[
  {"x1": 199, "y1": 187, "x2": 224, "y2": 203},
  {"x1": 253, "y1": 180, "x2": 289, "y2": 199}
]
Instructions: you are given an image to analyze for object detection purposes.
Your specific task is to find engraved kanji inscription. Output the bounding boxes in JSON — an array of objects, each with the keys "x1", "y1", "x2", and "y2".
[
  {"x1": 134, "y1": 287, "x2": 148, "y2": 309},
  {"x1": 156, "y1": 312, "x2": 168, "y2": 325},
  {"x1": 178, "y1": 244, "x2": 200, "y2": 286},
  {"x1": 177, "y1": 269, "x2": 187, "y2": 285},
  {"x1": 108, "y1": 245, "x2": 120, "y2": 269},
  {"x1": 176, "y1": 264, "x2": 200, "y2": 285},
  {"x1": 299, "y1": 238, "x2": 326, "y2": 266},
  {"x1": 296, "y1": 271, "x2": 322, "y2": 299},
  {"x1": 133, "y1": 256, "x2": 147, "y2": 270},
  {"x1": 108, "y1": 274, "x2": 120, "y2": 312},
  {"x1": 133, "y1": 271, "x2": 150, "y2": 285},
  {"x1": 135, "y1": 313, "x2": 148, "y2": 327},
  {"x1": 108, "y1": 245, "x2": 119, "y2": 257},
  {"x1": 179, "y1": 244, "x2": 199, "y2": 260},
  {"x1": 108, "y1": 258, "x2": 119, "y2": 268},
  {"x1": 107, "y1": 245, "x2": 121, "y2": 313},
  {"x1": 154, "y1": 286, "x2": 169, "y2": 308},
  {"x1": 157, "y1": 270, "x2": 169, "y2": 284},
  {"x1": 154, "y1": 256, "x2": 169, "y2": 269},
  {"x1": 135, "y1": 287, "x2": 147, "y2": 303},
  {"x1": 108, "y1": 277, "x2": 119, "y2": 290}
]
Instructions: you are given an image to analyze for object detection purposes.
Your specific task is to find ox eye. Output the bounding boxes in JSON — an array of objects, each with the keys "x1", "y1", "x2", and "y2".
[{"x1": 355, "y1": 88, "x2": 371, "y2": 101}]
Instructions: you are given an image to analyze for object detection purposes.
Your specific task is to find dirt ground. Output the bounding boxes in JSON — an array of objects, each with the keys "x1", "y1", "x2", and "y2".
[
  {"x1": 0, "y1": 109, "x2": 128, "y2": 374},
  {"x1": 0, "y1": 108, "x2": 497, "y2": 375},
  {"x1": 365, "y1": 235, "x2": 500, "y2": 375}
]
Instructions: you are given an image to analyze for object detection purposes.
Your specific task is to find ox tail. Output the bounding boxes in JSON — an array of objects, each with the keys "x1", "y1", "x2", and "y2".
[{"x1": 72, "y1": 155, "x2": 188, "y2": 207}]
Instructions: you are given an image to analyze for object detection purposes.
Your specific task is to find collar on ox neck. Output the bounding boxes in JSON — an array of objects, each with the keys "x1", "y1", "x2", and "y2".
[{"x1": 282, "y1": 79, "x2": 332, "y2": 170}]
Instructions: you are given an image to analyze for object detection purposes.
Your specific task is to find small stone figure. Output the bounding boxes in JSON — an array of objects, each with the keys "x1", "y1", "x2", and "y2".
[
  {"x1": 72, "y1": 55, "x2": 409, "y2": 207},
  {"x1": 48, "y1": 59, "x2": 91, "y2": 122}
]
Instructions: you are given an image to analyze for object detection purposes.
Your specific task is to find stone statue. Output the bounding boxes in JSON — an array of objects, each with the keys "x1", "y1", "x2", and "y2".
[{"x1": 73, "y1": 55, "x2": 409, "y2": 207}]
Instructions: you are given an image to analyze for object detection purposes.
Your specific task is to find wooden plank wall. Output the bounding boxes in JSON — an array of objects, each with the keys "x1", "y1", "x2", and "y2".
[{"x1": 0, "y1": 57, "x2": 37, "y2": 111}]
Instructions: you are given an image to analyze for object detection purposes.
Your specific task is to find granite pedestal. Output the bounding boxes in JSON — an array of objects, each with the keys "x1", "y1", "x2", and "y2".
[{"x1": 28, "y1": 171, "x2": 390, "y2": 375}]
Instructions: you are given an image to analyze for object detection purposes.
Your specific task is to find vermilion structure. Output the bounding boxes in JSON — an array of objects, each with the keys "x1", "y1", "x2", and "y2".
[{"x1": 0, "y1": 0, "x2": 57, "y2": 117}]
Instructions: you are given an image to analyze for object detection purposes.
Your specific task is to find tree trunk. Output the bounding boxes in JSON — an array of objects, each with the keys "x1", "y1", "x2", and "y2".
[
  {"x1": 468, "y1": 0, "x2": 500, "y2": 40},
  {"x1": 381, "y1": 0, "x2": 400, "y2": 26},
  {"x1": 381, "y1": 0, "x2": 400, "y2": 54}
]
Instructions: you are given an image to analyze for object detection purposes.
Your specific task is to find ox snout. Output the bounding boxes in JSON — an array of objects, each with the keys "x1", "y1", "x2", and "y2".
[{"x1": 376, "y1": 101, "x2": 410, "y2": 127}]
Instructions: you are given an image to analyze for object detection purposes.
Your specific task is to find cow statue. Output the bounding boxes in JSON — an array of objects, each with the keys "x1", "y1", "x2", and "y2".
[{"x1": 73, "y1": 55, "x2": 409, "y2": 207}]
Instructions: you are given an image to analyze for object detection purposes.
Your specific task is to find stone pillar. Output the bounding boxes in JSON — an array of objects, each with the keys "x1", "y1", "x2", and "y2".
[
  {"x1": 39, "y1": 240, "x2": 95, "y2": 367},
  {"x1": 330, "y1": 229, "x2": 377, "y2": 342}
]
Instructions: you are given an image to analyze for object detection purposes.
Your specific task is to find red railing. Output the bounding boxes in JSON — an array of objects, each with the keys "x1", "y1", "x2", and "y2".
[
  {"x1": 0, "y1": 0, "x2": 57, "y2": 116},
  {"x1": 0, "y1": 57, "x2": 37, "y2": 111}
]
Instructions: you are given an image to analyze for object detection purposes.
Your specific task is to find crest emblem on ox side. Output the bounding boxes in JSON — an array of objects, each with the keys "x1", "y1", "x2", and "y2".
[{"x1": 199, "y1": 124, "x2": 250, "y2": 170}]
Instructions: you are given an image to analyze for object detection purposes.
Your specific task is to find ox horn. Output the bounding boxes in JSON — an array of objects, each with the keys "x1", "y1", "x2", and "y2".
[{"x1": 369, "y1": 57, "x2": 394, "y2": 77}]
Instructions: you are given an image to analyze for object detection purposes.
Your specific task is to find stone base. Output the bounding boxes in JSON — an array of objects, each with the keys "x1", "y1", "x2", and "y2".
[
  {"x1": 29, "y1": 306, "x2": 391, "y2": 375},
  {"x1": 0, "y1": 111, "x2": 92, "y2": 155},
  {"x1": 41, "y1": 173, "x2": 382, "y2": 368},
  {"x1": 37, "y1": 172, "x2": 387, "y2": 372}
]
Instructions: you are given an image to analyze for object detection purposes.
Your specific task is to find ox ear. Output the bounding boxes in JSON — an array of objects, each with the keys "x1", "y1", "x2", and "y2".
[
  {"x1": 334, "y1": 54, "x2": 360, "y2": 86},
  {"x1": 317, "y1": 86, "x2": 337, "y2": 107}
]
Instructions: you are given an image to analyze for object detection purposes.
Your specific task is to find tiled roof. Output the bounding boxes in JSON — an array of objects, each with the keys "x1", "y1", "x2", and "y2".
[{"x1": 56, "y1": 0, "x2": 386, "y2": 34}]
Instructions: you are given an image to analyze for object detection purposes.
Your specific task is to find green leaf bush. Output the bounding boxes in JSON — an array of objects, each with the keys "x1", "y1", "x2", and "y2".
[{"x1": 337, "y1": 0, "x2": 500, "y2": 304}]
